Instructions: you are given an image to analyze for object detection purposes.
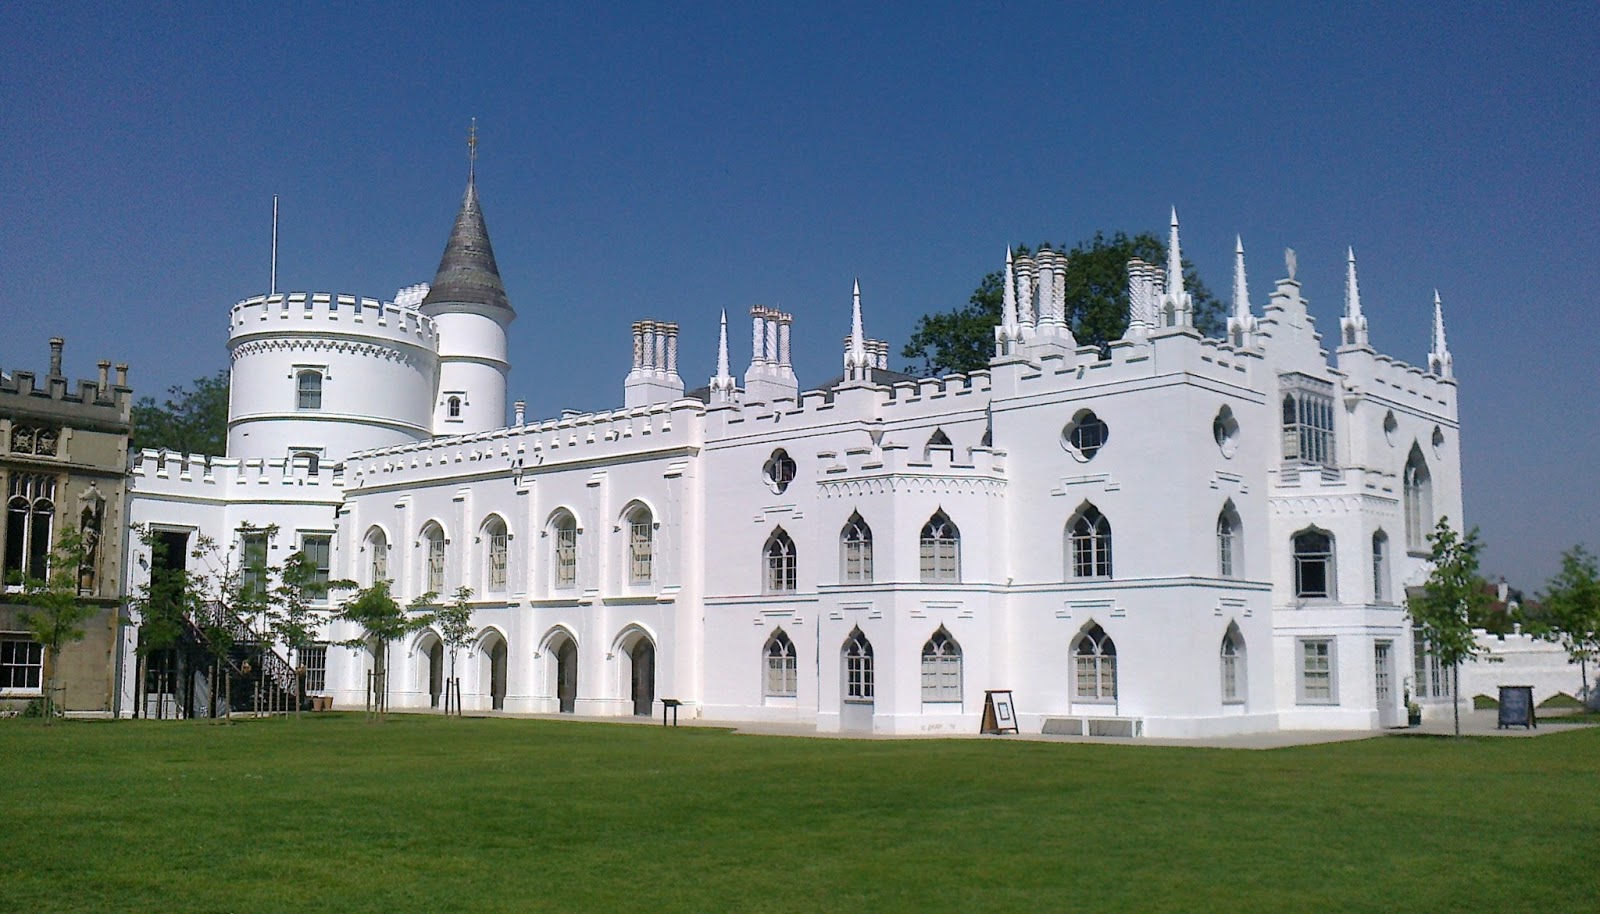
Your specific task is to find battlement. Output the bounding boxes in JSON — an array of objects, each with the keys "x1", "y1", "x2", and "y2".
[
  {"x1": 229, "y1": 292, "x2": 438, "y2": 349},
  {"x1": 818, "y1": 441, "x2": 1009, "y2": 479},
  {"x1": 129, "y1": 448, "x2": 346, "y2": 496},
  {"x1": 0, "y1": 339, "x2": 132, "y2": 425},
  {"x1": 345, "y1": 397, "x2": 708, "y2": 489},
  {"x1": 1269, "y1": 463, "x2": 1398, "y2": 501},
  {"x1": 1338, "y1": 347, "x2": 1457, "y2": 417}
]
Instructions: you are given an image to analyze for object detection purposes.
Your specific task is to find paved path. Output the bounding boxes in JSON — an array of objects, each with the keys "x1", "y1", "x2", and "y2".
[{"x1": 440, "y1": 706, "x2": 1593, "y2": 750}]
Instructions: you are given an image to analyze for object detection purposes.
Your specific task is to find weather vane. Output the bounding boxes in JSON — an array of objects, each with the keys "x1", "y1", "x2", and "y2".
[{"x1": 468, "y1": 117, "x2": 478, "y2": 182}]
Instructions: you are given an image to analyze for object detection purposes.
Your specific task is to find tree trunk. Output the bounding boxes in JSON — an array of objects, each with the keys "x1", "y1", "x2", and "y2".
[{"x1": 1452, "y1": 662, "x2": 1461, "y2": 737}]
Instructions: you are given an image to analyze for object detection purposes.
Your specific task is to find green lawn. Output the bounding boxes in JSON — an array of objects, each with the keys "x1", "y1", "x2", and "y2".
[{"x1": 4, "y1": 715, "x2": 1598, "y2": 912}]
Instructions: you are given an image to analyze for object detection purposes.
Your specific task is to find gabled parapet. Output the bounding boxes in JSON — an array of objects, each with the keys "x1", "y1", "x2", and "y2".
[{"x1": 229, "y1": 293, "x2": 438, "y2": 350}]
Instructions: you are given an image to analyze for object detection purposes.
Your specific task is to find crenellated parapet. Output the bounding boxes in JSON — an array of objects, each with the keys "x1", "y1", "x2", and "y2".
[
  {"x1": 129, "y1": 448, "x2": 346, "y2": 497},
  {"x1": 229, "y1": 292, "x2": 438, "y2": 352},
  {"x1": 344, "y1": 398, "x2": 707, "y2": 490},
  {"x1": 816, "y1": 441, "x2": 1008, "y2": 499}
]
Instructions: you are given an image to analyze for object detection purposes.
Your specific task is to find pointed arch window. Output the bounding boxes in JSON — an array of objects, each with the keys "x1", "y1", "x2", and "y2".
[
  {"x1": 365, "y1": 527, "x2": 389, "y2": 585},
  {"x1": 1073, "y1": 623, "x2": 1116, "y2": 701},
  {"x1": 626, "y1": 504, "x2": 654, "y2": 584},
  {"x1": 764, "y1": 527, "x2": 797, "y2": 593},
  {"x1": 422, "y1": 522, "x2": 446, "y2": 593},
  {"x1": 1403, "y1": 447, "x2": 1432, "y2": 554},
  {"x1": 924, "y1": 428, "x2": 952, "y2": 459},
  {"x1": 5, "y1": 474, "x2": 55, "y2": 583},
  {"x1": 296, "y1": 370, "x2": 323, "y2": 410},
  {"x1": 919, "y1": 511, "x2": 960, "y2": 582},
  {"x1": 1293, "y1": 529, "x2": 1334, "y2": 600},
  {"x1": 1068, "y1": 504, "x2": 1112, "y2": 579},
  {"x1": 483, "y1": 516, "x2": 509, "y2": 592},
  {"x1": 1217, "y1": 503, "x2": 1241, "y2": 578},
  {"x1": 920, "y1": 628, "x2": 962, "y2": 703},
  {"x1": 843, "y1": 628, "x2": 874, "y2": 700},
  {"x1": 764, "y1": 629, "x2": 797, "y2": 698},
  {"x1": 1221, "y1": 626, "x2": 1246, "y2": 704},
  {"x1": 840, "y1": 512, "x2": 873, "y2": 584},
  {"x1": 550, "y1": 510, "x2": 579, "y2": 589}
]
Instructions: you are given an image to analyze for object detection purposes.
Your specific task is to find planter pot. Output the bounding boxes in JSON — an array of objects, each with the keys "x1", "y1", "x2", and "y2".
[{"x1": 1407, "y1": 711, "x2": 1422, "y2": 727}]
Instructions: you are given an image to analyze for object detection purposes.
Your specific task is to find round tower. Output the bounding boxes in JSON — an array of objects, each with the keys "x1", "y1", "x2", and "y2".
[
  {"x1": 225, "y1": 292, "x2": 440, "y2": 462},
  {"x1": 418, "y1": 171, "x2": 514, "y2": 435}
]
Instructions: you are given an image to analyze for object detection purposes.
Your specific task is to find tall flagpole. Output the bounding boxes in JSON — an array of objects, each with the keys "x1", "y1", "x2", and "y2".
[{"x1": 270, "y1": 195, "x2": 279, "y2": 295}]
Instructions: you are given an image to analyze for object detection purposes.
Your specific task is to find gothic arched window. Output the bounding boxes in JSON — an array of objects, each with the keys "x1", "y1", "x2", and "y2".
[
  {"x1": 919, "y1": 511, "x2": 960, "y2": 582},
  {"x1": 1067, "y1": 504, "x2": 1113, "y2": 579},
  {"x1": 840, "y1": 512, "x2": 873, "y2": 584},
  {"x1": 764, "y1": 629, "x2": 797, "y2": 698},
  {"x1": 1073, "y1": 623, "x2": 1116, "y2": 701},
  {"x1": 764, "y1": 527, "x2": 796, "y2": 593},
  {"x1": 920, "y1": 628, "x2": 962, "y2": 703}
]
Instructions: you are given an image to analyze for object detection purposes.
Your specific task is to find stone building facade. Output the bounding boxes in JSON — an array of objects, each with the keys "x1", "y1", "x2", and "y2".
[{"x1": 1, "y1": 339, "x2": 131, "y2": 714}]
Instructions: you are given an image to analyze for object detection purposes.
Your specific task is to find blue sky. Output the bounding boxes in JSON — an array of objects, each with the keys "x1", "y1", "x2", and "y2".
[{"x1": 2, "y1": 3, "x2": 1595, "y2": 589}]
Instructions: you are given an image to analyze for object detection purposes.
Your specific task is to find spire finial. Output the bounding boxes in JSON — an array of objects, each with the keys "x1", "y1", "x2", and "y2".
[
  {"x1": 1340, "y1": 246, "x2": 1369, "y2": 348},
  {"x1": 467, "y1": 117, "x2": 478, "y2": 184},
  {"x1": 847, "y1": 279, "x2": 868, "y2": 379},
  {"x1": 1428, "y1": 290, "x2": 1453, "y2": 378},
  {"x1": 1167, "y1": 207, "x2": 1185, "y2": 301},
  {"x1": 1345, "y1": 247, "x2": 1362, "y2": 319},
  {"x1": 711, "y1": 308, "x2": 736, "y2": 400},
  {"x1": 1232, "y1": 235, "x2": 1250, "y2": 321},
  {"x1": 1227, "y1": 235, "x2": 1257, "y2": 348}
]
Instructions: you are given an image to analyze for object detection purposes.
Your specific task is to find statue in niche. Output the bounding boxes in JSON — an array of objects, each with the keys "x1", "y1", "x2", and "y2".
[{"x1": 77, "y1": 483, "x2": 105, "y2": 594}]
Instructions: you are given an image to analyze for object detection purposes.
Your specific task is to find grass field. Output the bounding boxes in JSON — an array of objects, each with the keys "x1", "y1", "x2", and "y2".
[{"x1": 3, "y1": 715, "x2": 1598, "y2": 912}]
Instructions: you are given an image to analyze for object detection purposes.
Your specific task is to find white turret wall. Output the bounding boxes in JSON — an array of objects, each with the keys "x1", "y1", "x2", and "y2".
[
  {"x1": 430, "y1": 310, "x2": 510, "y2": 434},
  {"x1": 226, "y1": 293, "x2": 439, "y2": 462}
]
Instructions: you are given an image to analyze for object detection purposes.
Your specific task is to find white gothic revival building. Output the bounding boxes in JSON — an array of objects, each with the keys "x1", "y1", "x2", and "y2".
[{"x1": 122, "y1": 178, "x2": 1464, "y2": 736}]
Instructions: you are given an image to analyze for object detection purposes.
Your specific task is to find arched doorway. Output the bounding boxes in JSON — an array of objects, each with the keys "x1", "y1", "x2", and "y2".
[
  {"x1": 490, "y1": 639, "x2": 507, "y2": 711},
  {"x1": 628, "y1": 638, "x2": 656, "y2": 716},
  {"x1": 427, "y1": 639, "x2": 444, "y2": 709},
  {"x1": 477, "y1": 632, "x2": 508, "y2": 712},
  {"x1": 556, "y1": 638, "x2": 578, "y2": 713}
]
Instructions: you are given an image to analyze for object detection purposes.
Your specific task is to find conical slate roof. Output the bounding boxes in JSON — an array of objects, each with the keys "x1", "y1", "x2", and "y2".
[{"x1": 420, "y1": 180, "x2": 513, "y2": 316}]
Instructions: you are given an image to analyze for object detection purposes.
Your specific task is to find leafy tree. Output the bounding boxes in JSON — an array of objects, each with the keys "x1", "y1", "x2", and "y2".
[
  {"x1": 902, "y1": 232, "x2": 1225, "y2": 376},
  {"x1": 130, "y1": 369, "x2": 229, "y2": 456},
  {"x1": 1534, "y1": 545, "x2": 1600, "y2": 708},
  {"x1": 269, "y1": 549, "x2": 325, "y2": 718},
  {"x1": 11, "y1": 531, "x2": 99, "y2": 722},
  {"x1": 331, "y1": 579, "x2": 434, "y2": 720},
  {"x1": 1406, "y1": 518, "x2": 1491, "y2": 736},
  {"x1": 126, "y1": 523, "x2": 274, "y2": 721},
  {"x1": 432, "y1": 586, "x2": 476, "y2": 715}
]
